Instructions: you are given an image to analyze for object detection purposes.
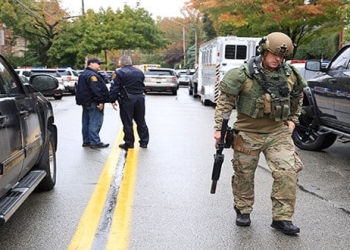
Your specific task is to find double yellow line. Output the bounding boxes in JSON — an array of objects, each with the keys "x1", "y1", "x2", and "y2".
[{"x1": 68, "y1": 130, "x2": 138, "y2": 250}]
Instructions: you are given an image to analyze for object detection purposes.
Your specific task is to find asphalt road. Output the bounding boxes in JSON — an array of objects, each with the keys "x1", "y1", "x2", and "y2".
[{"x1": 0, "y1": 87, "x2": 349, "y2": 250}]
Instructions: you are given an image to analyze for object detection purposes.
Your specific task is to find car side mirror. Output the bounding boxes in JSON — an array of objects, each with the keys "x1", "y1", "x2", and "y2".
[
  {"x1": 305, "y1": 60, "x2": 321, "y2": 71},
  {"x1": 30, "y1": 75, "x2": 59, "y2": 91}
]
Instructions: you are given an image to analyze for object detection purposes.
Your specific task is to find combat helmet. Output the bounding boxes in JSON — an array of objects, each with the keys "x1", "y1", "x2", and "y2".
[{"x1": 258, "y1": 32, "x2": 294, "y2": 57}]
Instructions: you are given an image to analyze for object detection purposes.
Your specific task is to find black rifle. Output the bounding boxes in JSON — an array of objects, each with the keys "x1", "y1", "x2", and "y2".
[{"x1": 210, "y1": 113, "x2": 233, "y2": 194}]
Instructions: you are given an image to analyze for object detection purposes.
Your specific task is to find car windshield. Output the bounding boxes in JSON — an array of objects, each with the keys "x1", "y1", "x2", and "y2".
[
  {"x1": 57, "y1": 70, "x2": 78, "y2": 76},
  {"x1": 330, "y1": 46, "x2": 350, "y2": 70},
  {"x1": 145, "y1": 70, "x2": 173, "y2": 76},
  {"x1": 31, "y1": 71, "x2": 61, "y2": 77},
  {"x1": 57, "y1": 71, "x2": 70, "y2": 76}
]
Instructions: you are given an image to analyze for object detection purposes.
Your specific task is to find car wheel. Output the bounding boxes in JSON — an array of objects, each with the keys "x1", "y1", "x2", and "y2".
[
  {"x1": 193, "y1": 82, "x2": 198, "y2": 98},
  {"x1": 34, "y1": 130, "x2": 56, "y2": 191},
  {"x1": 292, "y1": 112, "x2": 337, "y2": 151},
  {"x1": 54, "y1": 95, "x2": 63, "y2": 100},
  {"x1": 172, "y1": 89, "x2": 177, "y2": 95},
  {"x1": 189, "y1": 85, "x2": 193, "y2": 96},
  {"x1": 201, "y1": 96, "x2": 211, "y2": 106}
]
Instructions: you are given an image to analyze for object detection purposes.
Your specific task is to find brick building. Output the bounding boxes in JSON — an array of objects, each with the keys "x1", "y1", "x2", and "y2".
[{"x1": 0, "y1": 23, "x2": 26, "y2": 57}]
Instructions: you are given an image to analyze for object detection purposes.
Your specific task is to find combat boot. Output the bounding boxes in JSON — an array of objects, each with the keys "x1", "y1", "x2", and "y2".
[
  {"x1": 234, "y1": 206, "x2": 251, "y2": 227},
  {"x1": 271, "y1": 220, "x2": 300, "y2": 235}
]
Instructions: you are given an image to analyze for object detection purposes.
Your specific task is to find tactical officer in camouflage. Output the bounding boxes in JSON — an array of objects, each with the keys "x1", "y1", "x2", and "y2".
[{"x1": 214, "y1": 32, "x2": 307, "y2": 235}]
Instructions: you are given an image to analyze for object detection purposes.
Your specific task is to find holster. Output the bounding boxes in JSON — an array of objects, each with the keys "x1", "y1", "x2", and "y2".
[{"x1": 233, "y1": 133, "x2": 260, "y2": 156}]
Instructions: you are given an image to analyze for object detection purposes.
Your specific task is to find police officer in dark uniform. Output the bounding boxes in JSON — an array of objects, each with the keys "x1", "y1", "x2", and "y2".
[
  {"x1": 109, "y1": 55, "x2": 149, "y2": 149},
  {"x1": 76, "y1": 57, "x2": 110, "y2": 149}
]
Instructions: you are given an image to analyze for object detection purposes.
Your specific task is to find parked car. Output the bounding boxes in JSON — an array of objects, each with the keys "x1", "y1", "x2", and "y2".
[
  {"x1": 56, "y1": 68, "x2": 79, "y2": 95},
  {"x1": 188, "y1": 68, "x2": 199, "y2": 97},
  {"x1": 0, "y1": 53, "x2": 58, "y2": 224},
  {"x1": 76, "y1": 69, "x2": 84, "y2": 76},
  {"x1": 292, "y1": 43, "x2": 350, "y2": 151},
  {"x1": 144, "y1": 68, "x2": 178, "y2": 95},
  {"x1": 15, "y1": 68, "x2": 65, "y2": 100},
  {"x1": 98, "y1": 70, "x2": 114, "y2": 84},
  {"x1": 176, "y1": 69, "x2": 195, "y2": 86}
]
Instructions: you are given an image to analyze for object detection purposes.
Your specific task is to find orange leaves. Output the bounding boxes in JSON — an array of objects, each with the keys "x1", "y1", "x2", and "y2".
[
  {"x1": 189, "y1": 0, "x2": 343, "y2": 39},
  {"x1": 218, "y1": 13, "x2": 248, "y2": 28}
]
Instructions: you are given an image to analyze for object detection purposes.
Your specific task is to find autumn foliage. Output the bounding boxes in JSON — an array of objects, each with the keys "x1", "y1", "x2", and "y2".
[{"x1": 189, "y1": 0, "x2": 345, "y2": 51}]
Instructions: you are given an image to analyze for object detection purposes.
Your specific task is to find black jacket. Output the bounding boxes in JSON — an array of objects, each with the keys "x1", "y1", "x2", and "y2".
[
  {"x1": 109, "y1": 65, "x2": 145, "y2": 102},
  {"x1": 76, "y1": 67, "x2": 109, "y2": 105}
]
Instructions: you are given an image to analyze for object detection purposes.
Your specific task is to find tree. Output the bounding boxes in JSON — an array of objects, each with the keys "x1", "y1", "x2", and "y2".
[
  {"x1": 0, "y1": 0, "x2": 67, "y2": 66},
  {"x1": 189, "y1": 0, "x2": 345, "y2": 55},
  {"x1": 201, "y1": 13, "x2": 217, "y2": 41},
  {"x1": 156, "y1": 6, "x2": 205, "y2": 69},
  {"x1": 295, "y1": 33, "x2": 339, "y2": 60},
  {"x1": 49, "y1": 6, "x2": 170, "y2": 68}
]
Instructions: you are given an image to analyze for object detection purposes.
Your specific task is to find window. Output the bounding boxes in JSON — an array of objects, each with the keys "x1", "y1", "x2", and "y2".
[
  {"x1": 145, "y1": 70, "x2": 173, "y2": 76},
  {"x1": 0, "y1": 58, "x2": 24, "y2": 95},
  {"x1": 225, "y1": 45, "x2": 247, "y2": 60},
  {"x1": 330, "y1": 47, "x2": 350, "y2": 70},
  {"x1": 31, "y1": 70, "x2": 61, "y2": 78}
]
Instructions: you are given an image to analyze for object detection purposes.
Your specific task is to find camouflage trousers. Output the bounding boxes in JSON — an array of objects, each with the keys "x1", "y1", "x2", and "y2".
[{"x1": 232, "y1": 126, "x2": 303, "y2": 221}]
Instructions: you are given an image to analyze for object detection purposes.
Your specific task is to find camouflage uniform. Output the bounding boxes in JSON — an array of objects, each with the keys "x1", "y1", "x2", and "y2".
[{"x1": 214, "y1": 56, "x2": 307, "y2": 221}]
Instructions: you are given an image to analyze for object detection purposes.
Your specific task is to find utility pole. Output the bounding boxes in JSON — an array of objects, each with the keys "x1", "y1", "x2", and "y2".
[
  {"x1": 182, "y1": 25, "x2": 186, "y2": 68},
  {"x1": 194, "y1": 28, "x2": 198, "y2": 67},
  {"x1": 172, "y1": 19, "x2": 199, "y2": 68},
  {"x1": 172, "y1": 20, "x2": 187, "y2": 68},
  {"x1": 81, "y1": 0, "x2": 85, "y2": 15}
]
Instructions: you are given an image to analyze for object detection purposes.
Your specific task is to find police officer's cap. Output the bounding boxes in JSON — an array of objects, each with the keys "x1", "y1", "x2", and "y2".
[{"x1": 87, "y1": 57, "x2": 103, "y2": 65}]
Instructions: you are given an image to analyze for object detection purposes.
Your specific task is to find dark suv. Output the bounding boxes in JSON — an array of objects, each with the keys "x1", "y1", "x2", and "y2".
[
  {"x1": 292, "y1": 43, "x2": 350, "y2": 151},
  {"x1": 0, "y1": 54, "x2": 58, "y2": 224}
]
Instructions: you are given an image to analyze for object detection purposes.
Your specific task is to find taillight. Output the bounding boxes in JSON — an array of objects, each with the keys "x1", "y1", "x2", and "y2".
[
  {"x1": 172, "y1": 76, "x2": 177, "y2": 82},
  {"x1": 67, "y1": 76, "x2": 72, "y2": 81}
]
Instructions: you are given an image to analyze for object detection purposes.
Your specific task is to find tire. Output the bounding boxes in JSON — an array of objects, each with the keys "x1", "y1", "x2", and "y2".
[
  {"x1": 54, "y1": 95, "x2": 63, "y2": 100},
  {"x1": 172, "y1": 89, "x2": 177, "y2": 95},
  {"x1": 189, "y1": 85, "x2": 193, "y2": 95},
  {"x1": 34, "y1": 130, "x2": 57, "y2": 191},
  {"x1": 193, "y1": 82, "x2": 198, "y2": 98},
  {"x1": 201, "y1": 97, "x2": 211, "y2": 106},
  {"x1": 292, "y1": 113, "x2": 337, "y2": 151}
]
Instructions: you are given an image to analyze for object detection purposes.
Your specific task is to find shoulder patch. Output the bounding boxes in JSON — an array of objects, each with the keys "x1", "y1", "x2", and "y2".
[
  {"x1": 112, "y1": 73, "x2": 117, "y2": 80},
  {"x1": 91, "y1": 75, "x2": 98, "y2": 82},
  {"x1": 219, "y1": 82, "x2": 227, "y2": 89}
]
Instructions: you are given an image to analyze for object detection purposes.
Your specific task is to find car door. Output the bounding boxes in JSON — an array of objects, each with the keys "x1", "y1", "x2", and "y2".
[
  {"x1": 326, "y1": 46, "x2": 350, "y2": 126},
  {"x1": 0, "y1": 57, "x2": 43, "y2": 180},
  {"x1": 0, "y1": 59, "x2": 25, "y2": 197}
]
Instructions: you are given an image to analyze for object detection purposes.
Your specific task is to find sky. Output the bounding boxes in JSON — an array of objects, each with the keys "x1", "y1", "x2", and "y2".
[{"x1": 60, "y1": 0, "x2": 187, "y2": 18}]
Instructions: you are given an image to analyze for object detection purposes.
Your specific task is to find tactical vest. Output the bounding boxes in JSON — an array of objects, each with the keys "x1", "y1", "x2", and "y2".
[{"x1": 237, "y1": 57, "x2": 293, "y2": 121}]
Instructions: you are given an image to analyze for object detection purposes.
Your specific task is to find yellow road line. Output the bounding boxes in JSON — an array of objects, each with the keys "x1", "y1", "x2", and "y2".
[
  {"x1": 106, "y1": 147, "x2": 138, "y2": 250},
  {"x1": 68, "y1": 130, "x2": 124, "y2": 250}
]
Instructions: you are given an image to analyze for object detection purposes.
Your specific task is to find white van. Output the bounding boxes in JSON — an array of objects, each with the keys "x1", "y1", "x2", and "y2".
[{"x1": 197, "y1": 36, "x2": 261, "y2": 106}]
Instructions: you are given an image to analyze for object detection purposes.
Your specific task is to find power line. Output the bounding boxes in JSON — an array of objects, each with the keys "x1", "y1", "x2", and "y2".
[{"x1": 15, "y1": 0, "x2": 63, "y2": 22}]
